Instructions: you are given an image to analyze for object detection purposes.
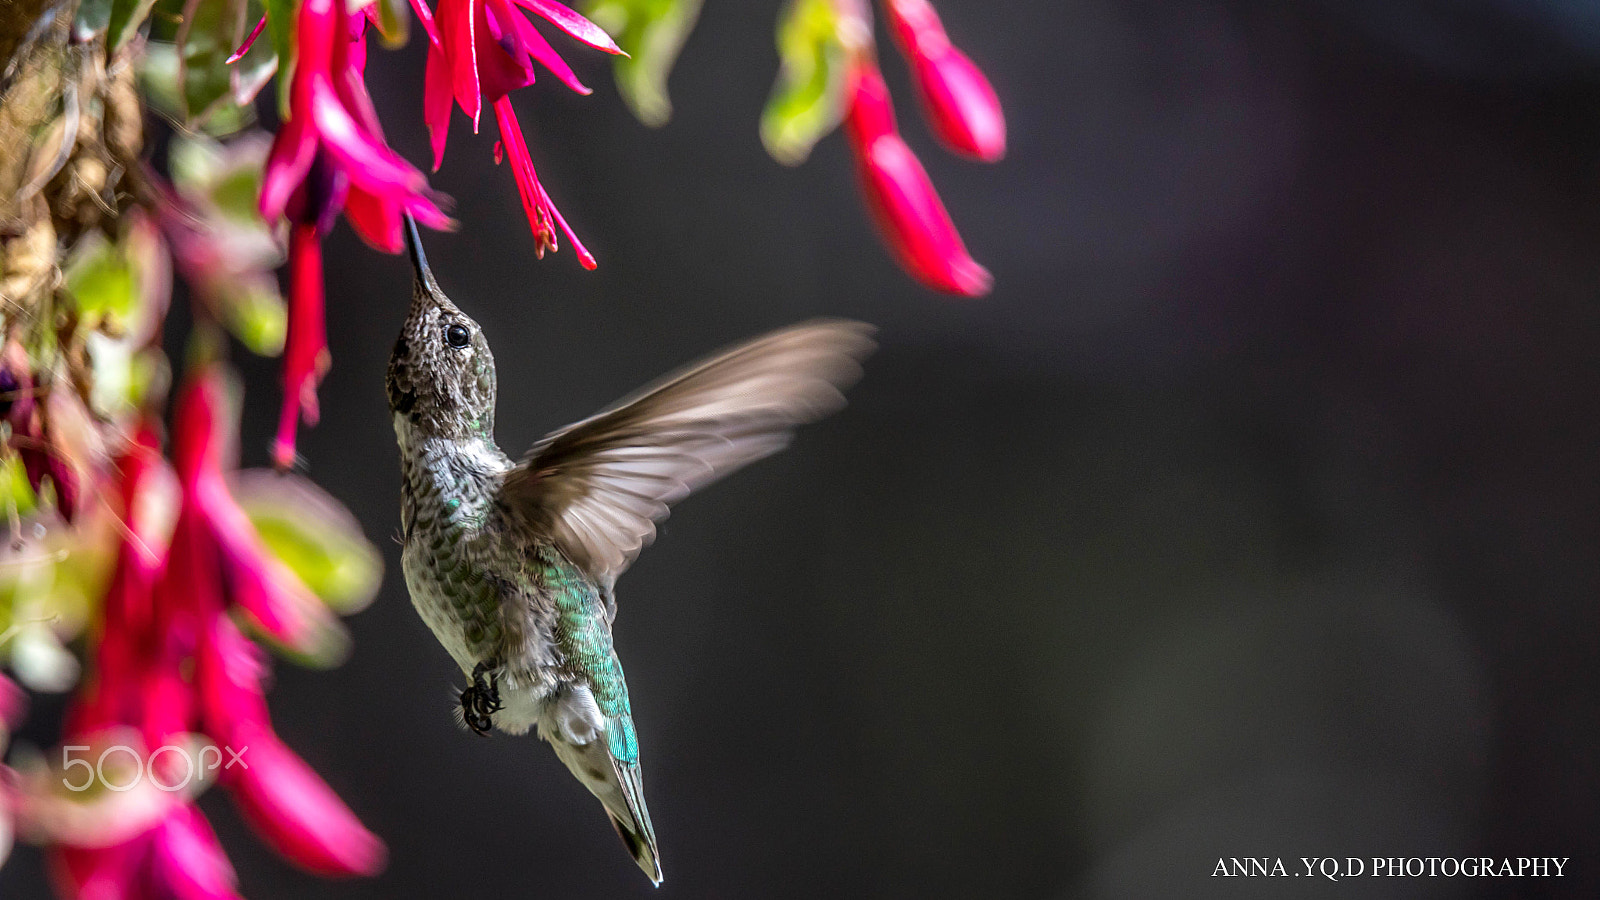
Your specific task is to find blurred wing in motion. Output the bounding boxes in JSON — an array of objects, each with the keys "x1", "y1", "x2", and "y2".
[{"x1": 499, "y1": 319, "x2": 876, "y2": 589}]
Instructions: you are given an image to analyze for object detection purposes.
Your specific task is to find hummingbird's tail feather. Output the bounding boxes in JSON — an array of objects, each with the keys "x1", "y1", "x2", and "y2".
[
  {"x1": 604, "y1": 755, "x2": 661, "y2": 886},
  {"x1": 539, "y1": 689, "x2": 663, "y2": 885}
]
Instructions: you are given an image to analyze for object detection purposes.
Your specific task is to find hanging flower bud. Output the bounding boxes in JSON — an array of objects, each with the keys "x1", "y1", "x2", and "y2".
[
  {"x1": 844, "y1": 57, "x2": 991, "y2": 296},
  {"x1": 882, "y1": 0, "x2": 1004, "y2": 162}
]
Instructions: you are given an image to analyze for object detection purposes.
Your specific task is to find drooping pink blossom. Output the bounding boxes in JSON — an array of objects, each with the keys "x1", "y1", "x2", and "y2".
[
  {"x1": 415, "y1": 0, "x2": 619, "y2": 265},
  {"x1": 259, "y1": 0, "x2": 452, "y2": 468},
  {"x1": 844, "y1": 58, "x2": 991, "y2": 297},
  {"x1": 882, "y1": 0, "x2": 1005, "y2": 162},
  {"x1": 260, "y1": 0, "x2": 449, "y2": 236},
  {"x1": 38, "y1": 369, "x2": 383, "y2": 896}
]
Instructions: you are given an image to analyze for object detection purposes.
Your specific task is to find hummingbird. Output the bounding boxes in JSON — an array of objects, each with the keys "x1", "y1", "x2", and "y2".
[{"x1": 385, "y1": 218, "x2": 874, "y2": 885}]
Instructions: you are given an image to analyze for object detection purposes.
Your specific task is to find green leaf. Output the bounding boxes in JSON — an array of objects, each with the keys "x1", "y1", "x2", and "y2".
[
  {"x1": 64, "y1": 233, "x2": 137, "y2": 325},
  {"x1": 108, "y1": 0, "x2": 163, "y2": 50},
  {"x1": 234, "y1": 471, "x2": 383, "y2": 615},
  {"x1": 761, "y1": 0, "x2": 848, "y2": 166},
  {"x1": 263, "y1": 0, "x2": 296, "y2": 116},
  {"x1": 586, "y1": 0, "x2": 703, "y2": 128},
  {"x1": 0, "y1": 456, "x2": 38, "y2": 520},
  {"x1": 219, "y1": 276, "x2": 286, "y2": 355},
  {"x1": 178, "y1": 0, "x2": 249, "y2": 126}
]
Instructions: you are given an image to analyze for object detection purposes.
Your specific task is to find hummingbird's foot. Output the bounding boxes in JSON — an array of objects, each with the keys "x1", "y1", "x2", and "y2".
[{"x1": 461, "y1": 662, "x2": 503, "y2": 736}]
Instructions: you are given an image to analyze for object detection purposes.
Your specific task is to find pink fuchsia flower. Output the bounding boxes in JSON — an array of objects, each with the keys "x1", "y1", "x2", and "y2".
[
  {"x1": 844, "y1": 57, "x2": 992, "y2": 297},
  {"x1": 260, "y1": 0, "x2": 452, "y2": 469},
  {"x1": 882, "y1": 0, "x2": 1004, "y2": 162},
  {"x1": 173, "y1": 369, "x2": 381, "y2": 876},
  {"x1": 259, "y1": 0, "x2": 449, "y2": 238},
  {"x1": 41, "y1": 369, "x2": 382, "y2": 894},
  {"x1": 416, "y1": 0, "x2": 622, "y2": 266}
]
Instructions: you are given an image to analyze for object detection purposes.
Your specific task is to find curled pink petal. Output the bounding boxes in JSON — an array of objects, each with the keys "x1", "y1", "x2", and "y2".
[
  {"x1": 514, "y1": 0, "x2": 622, "y2": 54},
  {"x1": 307, "y1": 77, "x2": 428, "y2": 199},
  {"x1": 224, "y1": 725, "x2": 386, "y2": 877},
  {"x1": 502, "y1": 0, "x2": 591, "y2": 95},
  {"x1": 845, "y1": 61, "x2": 990, "y2": 296}
]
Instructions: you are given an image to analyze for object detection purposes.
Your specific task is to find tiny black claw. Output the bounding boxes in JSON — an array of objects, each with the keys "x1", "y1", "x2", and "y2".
[{"x1": 461, "y1": 662, "x2": 502, "y2": 736}]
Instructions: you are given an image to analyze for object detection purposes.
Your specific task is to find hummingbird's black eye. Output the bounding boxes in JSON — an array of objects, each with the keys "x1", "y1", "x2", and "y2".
[{"x1": 445, "y1": 323, "x2": 471, "y2": 349}]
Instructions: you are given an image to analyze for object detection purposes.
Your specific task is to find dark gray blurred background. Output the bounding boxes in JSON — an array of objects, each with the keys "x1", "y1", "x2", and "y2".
[{"x1": 9, "y1": 0, "x2": 1600, "y2": 896}]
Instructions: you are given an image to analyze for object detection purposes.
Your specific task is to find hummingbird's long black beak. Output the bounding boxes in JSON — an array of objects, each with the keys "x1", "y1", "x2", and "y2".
[{"x1": 403, "y1": 214, "x2": 441, "y2": 294}]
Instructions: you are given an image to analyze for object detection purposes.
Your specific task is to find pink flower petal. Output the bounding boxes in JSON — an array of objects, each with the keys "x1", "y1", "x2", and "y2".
[
  {"x1": 501, "y1": 0, "x2": 590, "y2": 94},
  {"x1": 295, "y1": 0, "x2": 341, "y2": 67},
  {"x1": 911, "y1": 45, "x2": 1004, "y2": 161},
  {"x1": 410, "y1": 0, "x2": 443, "y2": 46},
  {"x1": 224, "y1": 725, "x2": 386, "y2": 877},
  {"x1": 405, "y1": 193, "x2": 456, "y2": 231},
  {"x1": 332, "y1": 36, "x2": 386, "y2": 140},
  {"x1": 344, "y1": 185, "x2": 405, "y2": 252},
  {"x1": 306, "y1": 76, "x2": 428, "y2": 200},
  {"x1": 273, "y1": 225, "x2": 330, "y2": 471},
  {"x1": 845, "y1": 62, "x2": 990, "y2": 297},
  {"x1": 513, "y1": 0, "x2": 622, "y2": 54},
  {"x1": 844, "y1": 57, "x2": 898, "y2": 145},
  {"x1": 259, "y1": 118, "x2": 317, "y2": 226},
  {"x1": 196, "y1": 617, "x2": 271, "y2": 745},
  {"x1": 201, "y1": 477, "x2": 346, "y2": 662},
  {"x1": 885, "y1": 0, "x2": 1003, "y2": 161},
  {"x1": 439, "y1": 0, "x2": 483, "y2": 128},
  {"x1": 476, "y1": 0, "x2": 538, "y2": 101},
  {"x1": 52, "y1": 833, "x2": 148, "y2": 900},
  {"x1": 0, "y1": 674, "x2": 23, "y2": 730},
  {"x1": 151, "y1": 807, "x2": 242, "y2": 900},
  {"x1": 424, "y1": 45, "x2": 454, "y2": 169}
]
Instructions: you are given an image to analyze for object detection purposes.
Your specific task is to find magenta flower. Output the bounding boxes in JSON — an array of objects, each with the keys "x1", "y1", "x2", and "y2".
[
  {"x1": 259, "y1": 0, "x2": 449, "y2": 239},
  {"x1": 260, "y1": 0, "x2": 452, "y2": 469},
  {"x1": 0, "y1": 673, "x2": 20, "y2": 868},
  {"x1": 882, "y1": 0, "x2": 1005, "y2": 162},
  {"x1": 844, "y1": 58, "x2": 991, "y2": 297},
  {"x1": 415, "y1": 0, "x2": 621, "y2": 266},
  {"x1": 38, "y1": 369, "x2": 383, "y2": 896}
]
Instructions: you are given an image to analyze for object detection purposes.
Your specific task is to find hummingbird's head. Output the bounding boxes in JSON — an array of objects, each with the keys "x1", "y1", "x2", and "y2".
[{"x1": 387, "y1": 219, "x2": 497, "y2": 440}]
